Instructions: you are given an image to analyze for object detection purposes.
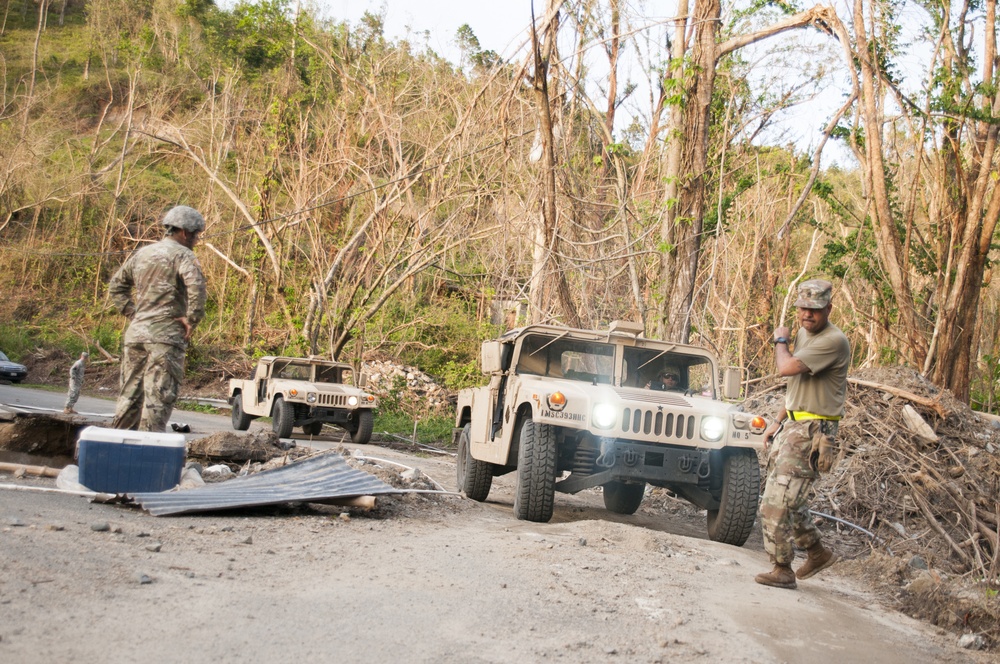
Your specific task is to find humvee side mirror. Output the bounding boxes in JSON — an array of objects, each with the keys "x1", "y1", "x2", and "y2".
[
  {"x1": 722, "y1": 367, "x2": 742, "y2": 400},
  {"x1": 481, "y1": 341, "x2": 503, "y2": 374},
  {"x1": 358, "y1": 373, "x2": 368, "y2": 388}
]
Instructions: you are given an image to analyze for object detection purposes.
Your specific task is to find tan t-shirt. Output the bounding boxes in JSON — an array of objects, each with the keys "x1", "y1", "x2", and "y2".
[{"x1": 785, "y1": 322, "x2": 851, "y2": 417}]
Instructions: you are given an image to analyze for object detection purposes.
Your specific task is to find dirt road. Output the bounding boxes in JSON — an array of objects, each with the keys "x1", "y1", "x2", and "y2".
[{"x1": 0, "y1": 387, "x2": 988, "y2": 663}]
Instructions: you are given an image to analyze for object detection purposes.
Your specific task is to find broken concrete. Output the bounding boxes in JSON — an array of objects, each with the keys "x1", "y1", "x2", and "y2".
[{"x1": 187, "y1": 429, "x2": 293, "y2": 463}]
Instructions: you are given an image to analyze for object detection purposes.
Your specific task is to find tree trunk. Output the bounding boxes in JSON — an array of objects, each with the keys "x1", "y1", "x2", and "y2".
[
  {"x1": 528, "y1": 0, "x2": 579, "y2": 327},
  {"x1": 852, "y1": 0, "x2": 928, "y2": 365},
  {"x1": 658, "y1": 0, "x2": 719, "y2": 343}
]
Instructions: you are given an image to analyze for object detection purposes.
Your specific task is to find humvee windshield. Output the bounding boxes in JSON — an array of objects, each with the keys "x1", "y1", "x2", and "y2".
[
  {"x1": 274, "y1": 361, "x2": 310, "y2": 380},
  {"x1": 623, "y1": 346, "x2": 715, "y2": 395},
  {"x1": 514, "y1": 333, "x2": 716, "y2": 395},
  {"x1": 316, "y1": 364, "x2": 350, "y2": 384},
  {"x1": 516, "y1": 334, "x2": 615, "y2": 384}
]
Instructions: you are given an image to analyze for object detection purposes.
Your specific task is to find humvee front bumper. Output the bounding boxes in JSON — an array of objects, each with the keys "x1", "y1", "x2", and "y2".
[
  {"x1": 299, "y1": 406, "x2": 363, "y2": 425},
  {"x1": 556, "y1": 439, "x2": 713, "y2": 494}
]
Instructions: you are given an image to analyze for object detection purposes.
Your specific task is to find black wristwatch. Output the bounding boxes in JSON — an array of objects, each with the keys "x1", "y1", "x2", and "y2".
[{"x1": 773, "y1": 337, "x2": 790, "y2": 345}]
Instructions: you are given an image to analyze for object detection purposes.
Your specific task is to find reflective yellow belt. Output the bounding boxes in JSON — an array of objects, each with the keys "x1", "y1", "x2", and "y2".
[{"x1": 787, "y1": 410, "x2": 842, "y2": 422}]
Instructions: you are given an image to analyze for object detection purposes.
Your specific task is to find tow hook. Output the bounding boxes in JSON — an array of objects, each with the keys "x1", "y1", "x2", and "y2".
[{"x1": 622, "y1": 448, "x2": 640, "y2": 467}]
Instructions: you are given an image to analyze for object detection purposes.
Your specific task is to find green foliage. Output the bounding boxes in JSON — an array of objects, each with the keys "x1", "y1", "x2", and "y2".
[
  {"x1": 203, "y1": 0, "x2": 295, "y2": 73},
  {"x1": 373, "y1": 410, "x2": 455, "y2": 446},
  {"x1": 174, "y1": 401, "x2": 222, "y2": 414},
  {"x1": 970, "y1": 353, "x2": 1000, "y2": 414},
  {"x1": 0, "y1": 324, "x2": 34, "y2": 360}
]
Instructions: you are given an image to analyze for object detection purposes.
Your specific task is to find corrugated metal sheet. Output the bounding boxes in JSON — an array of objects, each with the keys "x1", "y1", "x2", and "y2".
[{"x1": 131, "y1": 452, "x2": 405, "y2": 516}]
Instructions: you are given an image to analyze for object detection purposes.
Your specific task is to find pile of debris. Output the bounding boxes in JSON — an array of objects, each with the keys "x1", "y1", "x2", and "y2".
[
  {"x1": 745, "y1": 366, "x2": 1000, "y2": 648},
  {"x1": 361, "y1": 359, "x2": 454, "y2": 415}
]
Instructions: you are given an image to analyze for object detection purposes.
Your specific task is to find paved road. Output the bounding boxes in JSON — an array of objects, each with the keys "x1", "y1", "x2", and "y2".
[{"x1": 0, "y1": 384, "x2": 360, "y2": 468}]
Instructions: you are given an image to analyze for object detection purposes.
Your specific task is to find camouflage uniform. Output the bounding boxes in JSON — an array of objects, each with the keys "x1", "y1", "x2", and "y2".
[
  {"x1": 109, "y1": 237, "x2": 206, "y2": 432},
  {"x1": 64, "y1": 355, "x2": 87, "y2": 411},
  {"x1": 760, "y1": 419, "x2": 839, "y2": 563},
  {"x1": 760, "y1": 279, "x2": 851, "y2": 569}
]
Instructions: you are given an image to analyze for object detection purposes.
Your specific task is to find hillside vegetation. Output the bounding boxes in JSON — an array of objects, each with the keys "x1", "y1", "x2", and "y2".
[{"x1": 1, "y1": 0, "x2": 999, "y2": 411}]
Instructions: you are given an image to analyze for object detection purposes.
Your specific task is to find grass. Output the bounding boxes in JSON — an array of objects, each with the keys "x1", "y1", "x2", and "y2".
[{"x1": 374, "y1": 411, "x2": 455, "y2": 447}]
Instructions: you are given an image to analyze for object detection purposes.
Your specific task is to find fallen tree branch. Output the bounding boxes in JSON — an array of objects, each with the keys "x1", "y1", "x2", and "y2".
[
  {"x1": 907, "y1": 486, "x2": 976, "y2": 570},
  {"x1": 0, "y1": 462, "x2": 61, "y2": 477},
  {"x1": 848, "y1": 378, "x2": 950, "y2": 417}
]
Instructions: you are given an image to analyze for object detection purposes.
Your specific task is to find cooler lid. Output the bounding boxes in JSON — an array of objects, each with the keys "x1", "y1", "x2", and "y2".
[{"x1": 78, "y1": 426, "x2": 186, "y2": 448}]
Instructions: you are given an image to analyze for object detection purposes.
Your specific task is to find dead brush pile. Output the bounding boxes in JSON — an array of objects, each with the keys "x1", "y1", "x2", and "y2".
[{"x1": 745, "y1": 366, "x2": 1000, "y2": 649}]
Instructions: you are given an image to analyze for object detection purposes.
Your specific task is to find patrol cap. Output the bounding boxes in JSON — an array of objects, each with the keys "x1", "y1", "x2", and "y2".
[
  {"x1": 794, "y1": 279, "x2": 833, "y2": 309},
  {"x1": 162, "y1": 205, "x2": 206, "y2": 233}
]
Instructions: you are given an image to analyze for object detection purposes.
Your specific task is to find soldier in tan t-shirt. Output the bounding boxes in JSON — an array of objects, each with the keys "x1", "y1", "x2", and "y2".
[{"x1": 755, "y1": 279, "x2": 851, "y2": 590}]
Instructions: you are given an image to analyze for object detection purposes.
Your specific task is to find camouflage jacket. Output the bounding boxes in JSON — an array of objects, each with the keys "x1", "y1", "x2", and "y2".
[
  {"x1": 109, "y1": 237, "x2": 207, "y2": 347},
  {"x1": 69, "y1": 358, "x2": 86, "y2": 382}
]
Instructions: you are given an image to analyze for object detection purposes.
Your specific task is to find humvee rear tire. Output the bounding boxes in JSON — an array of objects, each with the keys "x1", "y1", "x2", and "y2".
[
  {"x1": 706, "y1": 449, "x2": 760, "y2": 546},
  {"x1": 272, "y1": 396, "x2": 295, "y2": 438},
  {"x1": 303, "y1": 421, "x2": 323, "y2": 436},
  {"x1": 231, "y1": 395, "x2": 252, "y2": 431},
  {"x1": 603, "y1": 480, "x2": 645, "y2": 515},
  {"x1": 350, "y1": 410, "x2": 373, "y2": 444},
  {"x1": 457, "y1": 423, "x2": 493, "y2": 501},
  {"x1": 513, "y1": 418, "x2": 557, "y2": 522}
]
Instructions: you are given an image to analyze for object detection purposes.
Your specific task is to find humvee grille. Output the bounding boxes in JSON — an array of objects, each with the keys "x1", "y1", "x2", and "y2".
[
  {"x1": 318, "y1": 393, "x2": 349, "y2": 407},
  {"x1": 621, "y1": 408, "x2": 696, "y2": 441}
]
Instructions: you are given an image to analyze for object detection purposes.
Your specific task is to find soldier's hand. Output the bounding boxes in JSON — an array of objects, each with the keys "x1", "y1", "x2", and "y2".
[
  {"x1": 763, "y1": 420, "x2": 781, "y2": 451},
  {"x1": 176, "y1": 316, "x2": 193, "y2": 341}
]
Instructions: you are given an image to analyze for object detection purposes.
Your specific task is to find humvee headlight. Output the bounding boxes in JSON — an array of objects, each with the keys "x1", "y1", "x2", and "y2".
[
  {"x1": 701, "y1": 416, "x2": 725, "y2": 442},
  {"x1": 347, "y1": 396, "x2": 359, "y2": 407},
  {"x1": 592, "y1": 403, "x2": 617, "y2": 429},
  {"x1": 547, "y1": 391, "x2": 567, "y2": 411},
  {"x1": 307, "y1": 393, "x2": 317, "y2": 403}
]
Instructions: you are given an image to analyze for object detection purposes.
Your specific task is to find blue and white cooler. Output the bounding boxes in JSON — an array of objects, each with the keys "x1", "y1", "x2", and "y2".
[{"x1": 77, "y1": 426, "x2": 186, "y2": 493}]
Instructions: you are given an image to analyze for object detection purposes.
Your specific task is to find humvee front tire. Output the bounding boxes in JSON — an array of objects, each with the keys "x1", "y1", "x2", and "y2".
[
  {"x1": 272, "y1": 396, "x2": 295, "y2": 438},
  {"x1": 603, "y1": 480, "x2": 645, "y2": 515},
  {"x1": 706, "y1": 449, "x2": 760, "y2": 546},
  {"x1": 349, "y1": 410, "x2": 374, "y2": 444},
  {"x1": 457, "y1": 423, "x2": 493, "y2": 501},
  {"x1": 231, "y1": 394, "x2": 252, "y2": 431},
  {"x1": 513, "y1": 418, "x2": 557, "y2": 522}
]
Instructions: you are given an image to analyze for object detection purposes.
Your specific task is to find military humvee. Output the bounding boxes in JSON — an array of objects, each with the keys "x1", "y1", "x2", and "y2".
[
  {"x1": 453, "y1": 321, "x2": 768, "y2": 546},
  {"x1": 229, "y1": 356, "x2": 377, "y2": 443}
]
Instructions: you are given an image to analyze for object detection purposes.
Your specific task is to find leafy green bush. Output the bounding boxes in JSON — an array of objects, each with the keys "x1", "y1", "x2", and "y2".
[{"x1": 0, "y1": 323, "x2": 34, "y2": 360}]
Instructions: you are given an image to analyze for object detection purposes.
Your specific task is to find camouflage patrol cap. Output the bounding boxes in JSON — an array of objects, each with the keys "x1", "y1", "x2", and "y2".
[
  {"x1": 162, "y1": 205, "x2": 205, "y2": 233},
  {"x1": 794, "y1": 279, "x2": 833, "y2": 309}
]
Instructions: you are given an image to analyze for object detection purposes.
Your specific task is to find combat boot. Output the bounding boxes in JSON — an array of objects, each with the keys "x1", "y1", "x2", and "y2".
[
  {"x1": 63, "y1": 407, "x2": 76, "y2": 414},
  {"x1": 754, "y1": 564, "x2": 797, "y2": 589},
  {"x1": 796, "y1": 543, "x2": 839, "y2": 579}
]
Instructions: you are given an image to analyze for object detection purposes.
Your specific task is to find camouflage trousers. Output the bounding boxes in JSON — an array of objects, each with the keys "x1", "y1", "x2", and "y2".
[
  {"x1": 65, "y1": 378, "x2": 83, "y2": 409},
  {"x1": 112, "y1": 343, "x2": 186, "y2": 432},
  {"x1": 760, "y1": 419, "x2": 837, "y2": 565}
]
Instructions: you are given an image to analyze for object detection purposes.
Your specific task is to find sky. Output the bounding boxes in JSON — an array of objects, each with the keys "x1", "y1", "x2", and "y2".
[
  {"x1": 315, "y1": 1, "x2": 856, "y2": 164},
  {"x1": 321, "y1": 1, "x2": 548, "y2": 64},
  {"x1": 211, "y1": 0, "x2": 960, "y2": 172}
]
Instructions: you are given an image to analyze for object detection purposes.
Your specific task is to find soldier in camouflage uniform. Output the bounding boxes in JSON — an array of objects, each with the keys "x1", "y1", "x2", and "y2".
[
  {"x1": 108, "y1": 206, "x2": 207, "y2": 432},
  {"x1": 755, "y1": 279, "x2": 851, "y2": 590},
  {"x1": 63, "y1": 351, "x2": 89, "y2": 414}
]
